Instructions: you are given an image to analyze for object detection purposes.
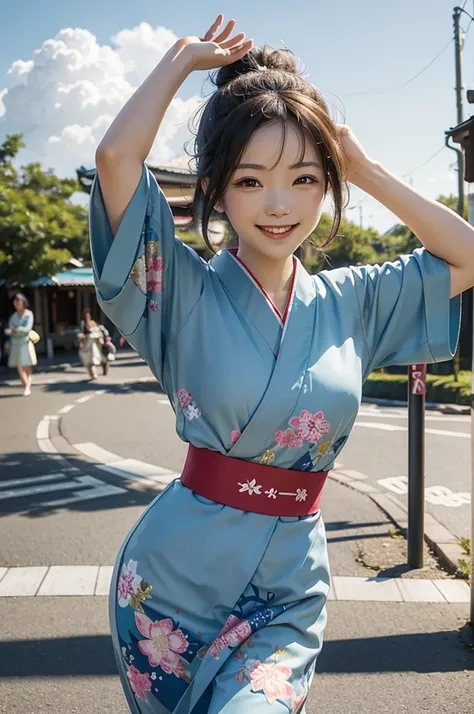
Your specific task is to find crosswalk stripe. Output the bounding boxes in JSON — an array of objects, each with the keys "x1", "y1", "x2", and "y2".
[{"x1": 0, "y1": 567, "x2": 468, "y2": 602}]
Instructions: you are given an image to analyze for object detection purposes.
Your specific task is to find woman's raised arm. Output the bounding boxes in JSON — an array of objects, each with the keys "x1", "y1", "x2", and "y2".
[{"x1": 95, "y1": 15, "x2": 252, "y2": 236}]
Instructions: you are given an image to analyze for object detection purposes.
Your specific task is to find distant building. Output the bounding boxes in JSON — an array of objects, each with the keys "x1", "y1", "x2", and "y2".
[{"x1": 76, "y1": 164, "x2": 197, "y2": 230}]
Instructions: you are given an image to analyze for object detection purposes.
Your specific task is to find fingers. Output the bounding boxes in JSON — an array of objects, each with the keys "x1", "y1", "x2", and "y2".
[
  {"x1": 203, "y1": 14, "x2": 224, "y2": 42},
  {"x1": 227, "y1": 38, "x2": 253, "y2": 59},
  {"x1": 214, "y1": 19, "x2": 236, "y2": 44},
  {"x1": 220, "y1": 32, "x2": 246, "y2": 50}
]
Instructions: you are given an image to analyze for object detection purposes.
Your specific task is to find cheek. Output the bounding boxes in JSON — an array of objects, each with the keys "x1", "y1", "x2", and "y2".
[{"x1": 223, "y1": 192, "x2": 259, "y2": 225}]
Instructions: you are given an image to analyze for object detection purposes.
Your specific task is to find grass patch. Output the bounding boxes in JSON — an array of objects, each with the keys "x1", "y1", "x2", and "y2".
[{"x1": 363, "y1": 370, "x2": 471, "y2": 405}]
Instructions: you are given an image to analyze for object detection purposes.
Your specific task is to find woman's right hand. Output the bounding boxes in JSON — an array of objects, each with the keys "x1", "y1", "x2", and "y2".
[{"x1": 177, "y1": 15, "x2": 253, "y2": 72}]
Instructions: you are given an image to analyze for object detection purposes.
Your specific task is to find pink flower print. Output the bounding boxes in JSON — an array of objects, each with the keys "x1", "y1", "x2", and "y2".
[
  {"x1": 236, "y1": 656, "x2": 262, "y2": 684},
  {"x1": 231, "y1": 430, "x2": 241, "y2": 444},
  {"x1": 146, "y1": 256, "x2": 164, "y2": 294},
  {"x1": 289, "y1": 410, "x2": 330, "y2": 443},
  {"x1": 126, "y1": 665, "x2": 152, "y2": 701},
  {"x1": 148, "y1": 299, "x2": 159, "y2": 312},
  {"x1": 274, "y1": 428, "x2": 303, "y2": 449},
  {"x1": 250, "y1": 661, "x2": 294, "y2": 705},
  {"x1": 135, "y1": 612, "x2": 187, "y2": 677},
  {"x1": 117, "y1": 559, "x2": 142, "y2": 608},
  {"x1": 177, "y1": 388, "x2": 193, "y2": 409},
  {"x1": 208, "y1": 615, "x2": 252, "y2": 659}
]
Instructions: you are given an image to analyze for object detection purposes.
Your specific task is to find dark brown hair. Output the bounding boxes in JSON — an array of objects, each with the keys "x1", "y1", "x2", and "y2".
[{"x1": 192, "y1": 45, "x2": 348, "y2": 253}]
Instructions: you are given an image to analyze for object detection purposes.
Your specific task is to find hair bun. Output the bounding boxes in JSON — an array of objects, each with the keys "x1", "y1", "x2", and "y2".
[{"x1": 214, "y1": 45, "x2": 299, "y2": 89}]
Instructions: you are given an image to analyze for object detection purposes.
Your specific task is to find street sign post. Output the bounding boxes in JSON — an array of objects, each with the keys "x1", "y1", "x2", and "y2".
[{"x1": 408, "y1": 363, "x2": 426, "y2": 568}]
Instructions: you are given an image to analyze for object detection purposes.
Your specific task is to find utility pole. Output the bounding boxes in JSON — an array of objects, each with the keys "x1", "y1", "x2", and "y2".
[{"x1": 454, "y1": 6, "x2": 465, "y2": 215}]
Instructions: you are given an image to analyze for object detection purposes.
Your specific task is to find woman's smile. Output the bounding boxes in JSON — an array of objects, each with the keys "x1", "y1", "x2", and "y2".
[{"x1": 257, "y1": 223, "x2": 299, "y2": 239}]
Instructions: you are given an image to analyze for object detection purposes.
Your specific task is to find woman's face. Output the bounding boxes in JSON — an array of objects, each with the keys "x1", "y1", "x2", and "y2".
[
  {"x1": 221, "y1": 121, "x2": 328, "y2": 263},
  {"x1": 13, "y1": 297, "x2": 26, "y2": 312}
]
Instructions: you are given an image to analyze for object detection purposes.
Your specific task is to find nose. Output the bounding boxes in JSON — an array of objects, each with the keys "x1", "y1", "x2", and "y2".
[{"x1": 265, "y1": 191, "x2": 291, "y2": 218}]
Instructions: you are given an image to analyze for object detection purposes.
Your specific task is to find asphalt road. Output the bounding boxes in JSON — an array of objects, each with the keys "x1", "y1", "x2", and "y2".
[{"x1": 0, "y1": 352, "x2": 472, "y2": 713}]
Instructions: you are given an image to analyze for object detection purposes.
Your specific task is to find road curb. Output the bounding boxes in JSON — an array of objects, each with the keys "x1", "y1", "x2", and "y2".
[
  {"x1": 329, "y1": 470, "x2": 468, "y2": 578},
  {"x1": 362, "y1": 396, "x2": 470, "y2": 415}
]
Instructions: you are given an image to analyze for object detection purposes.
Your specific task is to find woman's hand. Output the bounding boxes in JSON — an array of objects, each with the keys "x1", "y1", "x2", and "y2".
[
  {"x1": 177, "y1": 15, "x2": 253, "y2": 72},
  {"x1": 336, "y1": 124, "x2": 374, "y2": 184}
]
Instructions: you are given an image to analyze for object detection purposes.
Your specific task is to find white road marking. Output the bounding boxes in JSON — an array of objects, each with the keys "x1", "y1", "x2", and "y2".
[
  {"x1": 42, "y1": 477, "x2": 126, "y2": 506},
  {"x1": 73, "y1": 442, "x2": 124, "y2": 464},
  {"x1": 58, "y1": 404, "x2": 74, "y2": 414},
  {"x1": 0, "y1": 472, "x2": 126, "y2": 504},
  {"x1": 37, "y1": 438, "x2": 61, "y2": 455},
  {"x1": 157, "y1": 398, "x2": 172, "y2": 405},
  {"x1": 74, "y1": 443, "x2": 178, "y2": 484},
  {"x1": 76, "y1": 394, "x2": 95, "y2": 404},
  {"x1": 0, "y1": 566, "x2": 468, "y2": 601},
  {"x1": 358, "y1": 410, "x2": 468, "y2": 423},
  {"x1": 38, "y1": 566, "x2": 99, "y2": 596},
  {"x1": 36, "y1": 419, "x2": 50, "y2": 441},
  {"x1": 354, "y1": 421, "x2": 469, "y2": 438},
  {"x1": 377, "y1": 475, "x2": 471, "y2": 507},
  {"x1": 0, "y1": 566, "x2": 48, "y2": 596},
  {"x1": 95, "y1": 566, "x2": 114, "y2": 595},
  {"x1": 0, "y1": 473, "x2": 65, "y2": 489},
  {"x1": 430, "y1": 579, "x2": 471, "y2": 603}
]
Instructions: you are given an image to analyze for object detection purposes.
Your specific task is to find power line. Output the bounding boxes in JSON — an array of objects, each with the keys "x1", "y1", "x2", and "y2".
[
  {"x1": 401, "y1": 145, "x2": 446, "y2": 179},
  {"x1": 346, "y1": 39, "x2": 453, "y2": 97}
]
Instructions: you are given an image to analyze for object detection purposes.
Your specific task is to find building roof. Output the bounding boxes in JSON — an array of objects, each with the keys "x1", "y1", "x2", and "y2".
[
  {"x1": 30, "y1": 268, "x2": 94, "y2": 287},
  {"x1": 76, "y1": 164, "x2": 197, "y2": 194}
]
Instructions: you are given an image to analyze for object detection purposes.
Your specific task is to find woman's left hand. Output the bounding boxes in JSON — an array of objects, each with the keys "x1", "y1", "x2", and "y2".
[{"x1": 336, "y1": 124, "x2": 373, "y2": 184}]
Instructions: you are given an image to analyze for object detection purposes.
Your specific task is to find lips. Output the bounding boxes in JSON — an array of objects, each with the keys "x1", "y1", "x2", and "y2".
[{"x1": 257, "y1": 224, "x2": 299, "y2": 239}]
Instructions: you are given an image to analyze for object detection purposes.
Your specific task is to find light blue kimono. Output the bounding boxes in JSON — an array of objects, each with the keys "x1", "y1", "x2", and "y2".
[{"x1": 90, "y1": 165, "x2": 461, "y2": 714}]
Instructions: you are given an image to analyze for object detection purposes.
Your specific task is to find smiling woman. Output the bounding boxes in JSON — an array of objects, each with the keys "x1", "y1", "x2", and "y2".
[{"x1": 90, "y1": 13, "x2": 466, "y2": 714}]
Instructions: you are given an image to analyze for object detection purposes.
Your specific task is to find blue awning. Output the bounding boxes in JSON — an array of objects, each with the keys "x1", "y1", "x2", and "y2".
[{"x1": 30, "y1": 268, "x2": 94, "y2": 287}]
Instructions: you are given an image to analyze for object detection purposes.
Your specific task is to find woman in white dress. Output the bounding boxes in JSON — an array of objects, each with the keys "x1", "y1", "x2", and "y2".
[
  {"x1": 5, "y1": 293, "x2": 37, "y2": 396},
  {"x1": 77, "y1": 309, "x2": 105, "y2": 381}
]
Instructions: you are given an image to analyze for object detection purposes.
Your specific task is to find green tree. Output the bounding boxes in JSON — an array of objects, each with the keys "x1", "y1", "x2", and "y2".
[
  {"x1": 0, "y1": 134, "x2": 89, "y2": 285},
  {"x1": 302, "y1": 213, "x2": 381, "y2": 273}
]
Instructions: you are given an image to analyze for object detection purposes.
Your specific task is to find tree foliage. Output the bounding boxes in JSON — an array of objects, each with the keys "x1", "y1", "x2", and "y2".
[{"x1": 0, "y1": 134, "x2": 89, "y2": 285}]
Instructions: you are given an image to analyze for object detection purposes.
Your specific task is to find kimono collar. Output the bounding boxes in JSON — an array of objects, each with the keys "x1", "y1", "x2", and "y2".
[{"x1": 210, "y1": 249, "x2": 316, "y2": 354}]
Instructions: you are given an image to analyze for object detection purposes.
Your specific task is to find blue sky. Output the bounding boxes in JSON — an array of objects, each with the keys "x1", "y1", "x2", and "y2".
[{"x1": 2, "y1": 0, "x2": 474, "y2": 232}]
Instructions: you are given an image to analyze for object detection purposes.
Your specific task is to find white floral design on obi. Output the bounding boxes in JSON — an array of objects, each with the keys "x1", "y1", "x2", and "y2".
[
  {"x1": 295, "y1": 488, "x2": 307, "y2": 502},
  {"x1": 238, "y1": 479, "x2": 262, "y2": 495},
  {"x1": 177, "y1": 388, "x2": 201, "y2": 421}
]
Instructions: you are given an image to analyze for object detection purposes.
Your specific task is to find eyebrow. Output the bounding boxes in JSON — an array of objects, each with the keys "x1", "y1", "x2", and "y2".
[{"x1": 236, "y1": 160, "x2": 322, "y2": 170}]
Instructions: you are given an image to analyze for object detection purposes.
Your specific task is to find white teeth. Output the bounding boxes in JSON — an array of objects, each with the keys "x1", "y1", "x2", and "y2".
[{"x1": 260, "y1": 226, "x2": 293, "y2": 234}]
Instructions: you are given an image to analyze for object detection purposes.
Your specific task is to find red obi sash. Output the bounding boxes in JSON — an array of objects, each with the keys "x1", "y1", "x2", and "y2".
[{"x1": 180, "y1": 445, "x2": 329, "y2": 517}]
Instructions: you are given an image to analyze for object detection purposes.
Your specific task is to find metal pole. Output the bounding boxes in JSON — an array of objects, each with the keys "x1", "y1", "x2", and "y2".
[
  {"x1": 467, "y1": 191, "x2": 474, "y2": 632},
  {"x1": 454, "y1": 7, "x2": 465, "y2": 215},
  {"x1": 408, "y1": 365, "x2": 426, "y2": 568}
]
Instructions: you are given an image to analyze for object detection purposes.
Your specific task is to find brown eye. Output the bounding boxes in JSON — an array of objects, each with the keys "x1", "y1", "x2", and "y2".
[
  {"x1": 236, "y1": 178, "x2": 260, "y2": 188},
  {"x1": 295, "y1": 176, "x2": 318, "y2": 185}
]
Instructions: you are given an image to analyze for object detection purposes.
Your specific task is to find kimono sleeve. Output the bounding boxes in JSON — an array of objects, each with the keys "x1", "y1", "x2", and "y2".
[
  {"x1": 89, "y1": 164, "x2": 206, "y2": 379},
  {"x1": 351, "y1": 247, "x2": 461, "y2": 378}
]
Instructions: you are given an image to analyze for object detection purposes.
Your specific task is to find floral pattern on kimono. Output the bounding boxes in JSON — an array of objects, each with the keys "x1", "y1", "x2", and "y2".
[
  {"x1": 129, "y1": 228, "x2": 163, "y2": 312},
  {"x1": 177, "y1": 388, "x2": 201, "y2": 421}
]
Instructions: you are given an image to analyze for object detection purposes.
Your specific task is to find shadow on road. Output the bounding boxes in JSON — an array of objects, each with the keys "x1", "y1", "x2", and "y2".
[
  {"x1": 0, "y1": 626, "x2": 471, "y2": 678},
  {"x1": 0, "y1": 451, "x2": 162, "y2": 518}
]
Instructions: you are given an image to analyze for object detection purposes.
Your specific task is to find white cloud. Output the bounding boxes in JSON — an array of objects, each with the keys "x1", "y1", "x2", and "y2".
[{"x1": 0, "y1": 25, "x2": 201, "y2": 177}]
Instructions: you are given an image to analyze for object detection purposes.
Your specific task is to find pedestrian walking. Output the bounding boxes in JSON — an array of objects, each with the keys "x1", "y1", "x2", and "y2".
[
  {"x1": 77, "y1": 309, "x2": 106, "y2": 381},
  {"x1": 90, "y1": 15, "x2": 474, "y2": 714},
  {"x1": 4, "y1": 293, "x2": 37, "y2": 396}
]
